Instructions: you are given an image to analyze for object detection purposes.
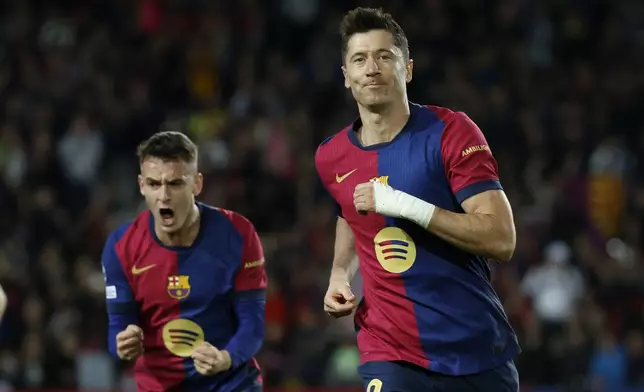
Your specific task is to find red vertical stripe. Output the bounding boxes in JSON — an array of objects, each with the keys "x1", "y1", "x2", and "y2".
[{"x1": 119, "y1": 214, "x2": 185, "y2": 391}]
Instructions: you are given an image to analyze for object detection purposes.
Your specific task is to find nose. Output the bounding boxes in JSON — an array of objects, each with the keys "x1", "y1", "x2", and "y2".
[
  {"x1": 159, "y1": 185, "x2": 171, "y2": 202},
  {"x1": 365, "y1": 57, "x2": 381, "y2": 77}
]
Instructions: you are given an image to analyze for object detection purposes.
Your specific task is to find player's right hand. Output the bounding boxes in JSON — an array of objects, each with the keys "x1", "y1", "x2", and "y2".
[
  {"x1": 116, "y1": 324, "x2": 144, "y2": 361},
  {"x1": 324, "y1": 279, "x2": 357, "y2": 318}
]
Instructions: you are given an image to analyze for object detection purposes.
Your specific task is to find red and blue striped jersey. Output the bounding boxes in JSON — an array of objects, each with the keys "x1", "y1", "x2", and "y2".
[
  {"x1": 315, "y1": 103, "x2": 520, "y2": 376},
  {"x1": 102, "y1": 203, "x2": 266, "y2": 392}
]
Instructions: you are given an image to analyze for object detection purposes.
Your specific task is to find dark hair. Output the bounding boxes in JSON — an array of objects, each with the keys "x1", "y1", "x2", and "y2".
[
  {"x1": 136, "y1": 131, "x2": 198, "y2": 164},
  {"x1": 340, "y1": 7, "x2": 409, "y2": 62}
]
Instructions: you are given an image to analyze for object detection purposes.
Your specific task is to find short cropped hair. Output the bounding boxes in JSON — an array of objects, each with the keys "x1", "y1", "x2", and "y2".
[
  {"x1": 340, "y1": 7, "x2": 409, "y2": 62},
  {"x1": 136, "y1": 131, "x2": 198, "y2": 164}
]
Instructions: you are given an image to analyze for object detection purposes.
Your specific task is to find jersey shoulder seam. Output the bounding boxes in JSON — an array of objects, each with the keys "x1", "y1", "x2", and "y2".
[{"x1": 317, "y1": 125, "x2": 351, "y2": 151}]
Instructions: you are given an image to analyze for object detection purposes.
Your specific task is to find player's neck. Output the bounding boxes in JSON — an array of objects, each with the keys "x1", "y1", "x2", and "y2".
[
  {"x1": 357, "y1": 99, "x2": 410, "y2": 146},
  {"x1": 156, "y1": 204, "x2": 201, "y2": 247}
]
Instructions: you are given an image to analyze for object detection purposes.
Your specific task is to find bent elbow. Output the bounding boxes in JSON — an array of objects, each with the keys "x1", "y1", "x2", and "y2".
[
  {"x1": 492, "y1": 229, "x2": 516, "y2": 262},
  {"x1": 495, "y1": 244, "x2": 515, "y2": 262}
]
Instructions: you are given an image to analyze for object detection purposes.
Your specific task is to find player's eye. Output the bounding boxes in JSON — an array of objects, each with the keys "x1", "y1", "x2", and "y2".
[
  {"x1": 147, "y1": 181, "x2": 161, "y2": 188},
  {"x1": 353, "y1": 57, "x2": 365, "y2": 64}
]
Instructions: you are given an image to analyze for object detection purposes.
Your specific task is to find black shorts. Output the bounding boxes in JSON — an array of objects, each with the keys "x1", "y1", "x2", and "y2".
[{"x1": 359, "y1": 360, "x2": 519, "y2": 392}]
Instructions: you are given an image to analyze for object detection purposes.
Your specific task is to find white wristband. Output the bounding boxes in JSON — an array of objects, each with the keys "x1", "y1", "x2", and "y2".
[{"x1": 372, "y1": 182, "x2": 435, "y2": 228}]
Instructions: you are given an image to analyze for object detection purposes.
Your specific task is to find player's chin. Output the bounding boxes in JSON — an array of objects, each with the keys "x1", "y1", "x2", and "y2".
[{"x1": 359, "y1": 93, "x2": 390, "y2": 107}]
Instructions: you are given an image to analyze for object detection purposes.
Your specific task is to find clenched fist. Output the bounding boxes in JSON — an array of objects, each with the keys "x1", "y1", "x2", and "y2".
[
  {"x1": 116, "y1": 324, "x2": 144, "y2": 361},
  {"x1": 191, "y1": 342, "x2": 232, "y2": 375},
  {"x1": 324, "y1": 278, "x2": 357, "y2": 318},
  {"x1": 353, "y1": 182, "x2": 376, "y2": 214}
]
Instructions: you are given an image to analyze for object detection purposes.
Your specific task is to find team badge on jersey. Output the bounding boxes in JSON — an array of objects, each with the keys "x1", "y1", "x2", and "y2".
[
  {"x1": 167, "y1": 275, "x2": 191, "y2": 300},
  {"x1": 369, "y1": 175, "x2": 389, "y2": 186}
]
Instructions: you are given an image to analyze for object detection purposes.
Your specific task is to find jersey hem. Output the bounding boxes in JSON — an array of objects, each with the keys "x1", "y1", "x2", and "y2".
[{"x1": 360, "y1": 345, "x2": 521, "y2": 376}]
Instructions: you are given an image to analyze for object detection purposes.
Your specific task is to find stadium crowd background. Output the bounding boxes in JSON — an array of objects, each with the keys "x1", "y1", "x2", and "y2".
[{"x1": 0, "y1": 0, "x2": 643, "y2": 391}]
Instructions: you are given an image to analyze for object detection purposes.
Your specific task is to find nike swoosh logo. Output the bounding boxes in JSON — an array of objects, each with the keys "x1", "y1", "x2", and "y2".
[
  {"x1": 132, "y1": 264, "x2": 156, "y2": 275},
  {"x1": 336, "y1": 169, "x2": 357, "y2": 183}
]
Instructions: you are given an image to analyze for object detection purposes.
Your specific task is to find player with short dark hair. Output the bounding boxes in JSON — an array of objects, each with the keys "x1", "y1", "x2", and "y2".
[
  {"x1": 316, "y1": 7, "x2": 520, "y2": 392},
  {"x1": 103, "y1": 131, "x2": 266, "y2": 391}
]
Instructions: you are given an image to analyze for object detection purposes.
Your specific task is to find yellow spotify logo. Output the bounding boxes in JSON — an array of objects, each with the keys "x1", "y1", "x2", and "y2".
[
  {"x1": 374, "y1": 227, "x2": 417, "y2": 273},
  {"x1": 162, "y1": 319, "x2": 204, "y2": 357},
  {"x1": 367, "y1": 379, "x2": 383, "y2": 392}
]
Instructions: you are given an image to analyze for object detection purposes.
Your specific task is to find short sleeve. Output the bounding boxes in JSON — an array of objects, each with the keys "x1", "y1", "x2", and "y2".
[
  {"x1": 440, "y1": 112, "x2": 502, "y2": 204},
  {"x1": 231, "y1": 214, "x2": 268, "y2": 299},
  {"x1": 102, "y1": 230, "x2": 137, "y2": 315}
]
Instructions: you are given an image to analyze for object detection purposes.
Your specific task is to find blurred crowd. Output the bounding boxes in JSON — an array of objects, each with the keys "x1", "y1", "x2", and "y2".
[{"x1": 0, "y1": 0, "x2": 643, "y2": 391}]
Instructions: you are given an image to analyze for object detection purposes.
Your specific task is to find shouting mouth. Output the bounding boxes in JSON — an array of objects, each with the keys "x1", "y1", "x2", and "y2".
[{"x1": 159, "y1": 208, "x2": 175, "y2": 226}]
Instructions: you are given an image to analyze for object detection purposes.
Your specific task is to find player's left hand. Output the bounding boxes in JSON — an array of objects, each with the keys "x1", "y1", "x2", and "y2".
[
  {"x1": 191, "y1": 342, "x2": 232, "y2": 376},
  {"x1": 353, "y1": 182, "x2": 377, "y2": 214}
]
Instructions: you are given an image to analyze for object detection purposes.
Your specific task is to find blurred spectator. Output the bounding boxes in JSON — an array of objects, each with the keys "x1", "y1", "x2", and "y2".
[{"x1": 521, "y1": 241, "x2": 584, "y2": 333}]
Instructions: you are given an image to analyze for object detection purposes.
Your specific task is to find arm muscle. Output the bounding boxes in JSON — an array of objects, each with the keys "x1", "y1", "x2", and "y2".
[{"x1": 427, "y1": 190, "x2": 516, "y2": 261}]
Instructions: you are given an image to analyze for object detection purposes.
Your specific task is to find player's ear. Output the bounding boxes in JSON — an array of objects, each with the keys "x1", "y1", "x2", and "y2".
[
  {"x1": 137, "y1": 174, "x2": 145, "y2": 196},
  {"x1": 405, "y1": 59, "x2": 413, "y2": 83},
  {"x1": 342, "y1": 65, "x2": 350, "y2": 89},
  {"x1": 193, "y1": 172, "x2": 203, "y2": 197}
]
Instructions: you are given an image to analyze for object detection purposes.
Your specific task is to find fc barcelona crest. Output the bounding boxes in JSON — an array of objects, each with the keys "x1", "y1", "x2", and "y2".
[{"x1": 167, "y1": 275, "x2": 191, "y2": 300}]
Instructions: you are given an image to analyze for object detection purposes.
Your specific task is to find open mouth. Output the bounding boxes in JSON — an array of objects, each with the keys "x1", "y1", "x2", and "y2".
[{"x1": 159, "y1": 208, "x2": 175, "y2": 225}]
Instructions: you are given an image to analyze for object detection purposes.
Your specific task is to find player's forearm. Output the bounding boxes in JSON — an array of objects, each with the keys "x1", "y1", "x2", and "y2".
[
  {"x1": 330, "y1": 254, "x2": 359, "y2": 283},
  {"x1": 372, "y1": 183, "x2": 515, "y2": 261},
  {"x1": 426, "y1": 207, "x2": 516, "y2": 261},
  {"x1": 107, "y1": 312, "x2": 139, "y2": 358},
  {"x1": 225, "y1": 297, "x2": 265, "y2": 368},
  {"x1": 330, "y1": 218, "x2": 359, "y2": 282}
]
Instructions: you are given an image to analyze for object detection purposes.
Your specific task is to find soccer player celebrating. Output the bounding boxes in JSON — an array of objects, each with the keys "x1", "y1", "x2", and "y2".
[
  {"x1": 102, "y1": 132, "x2": 266, "y2": 392},
  {"x1": 315, "y1": 8, "x2": 520, "y2": 392}
]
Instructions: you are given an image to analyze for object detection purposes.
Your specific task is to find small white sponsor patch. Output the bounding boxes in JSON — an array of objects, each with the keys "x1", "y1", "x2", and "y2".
[{"x1": 106, "y1": 285, "x2": 117, "y2": 299}]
